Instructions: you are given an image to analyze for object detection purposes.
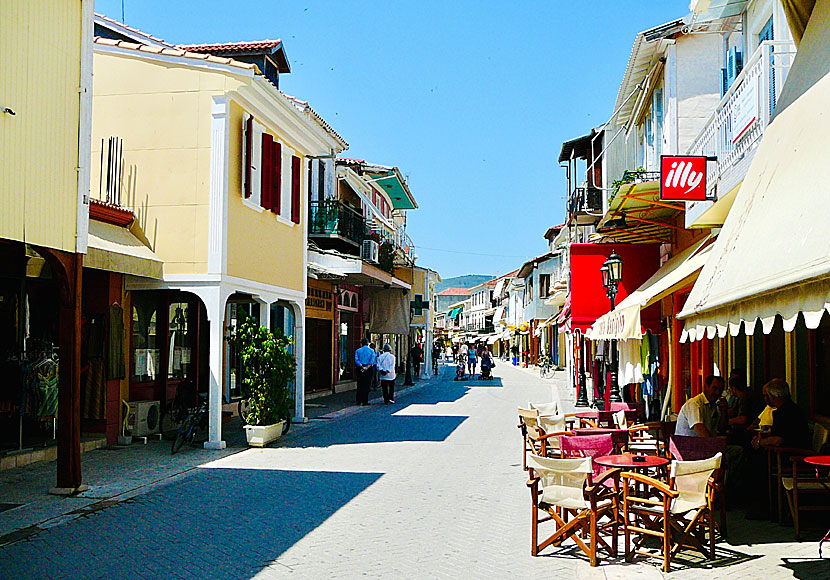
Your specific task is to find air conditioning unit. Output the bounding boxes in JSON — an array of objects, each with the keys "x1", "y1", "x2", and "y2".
[
  {"x1": 361, "y1": 239, "x2": 379, "y2": 264},
  {"x1": 126, "y1": 400, "x2": 160, "y2": 437}
]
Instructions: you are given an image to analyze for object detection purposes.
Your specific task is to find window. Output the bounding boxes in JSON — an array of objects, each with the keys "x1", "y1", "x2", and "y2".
[
  {"x1": 539, "y1": 274, "x2": 551, "y2": 298},
  {"x1": 291, "y1": 155, "x2": 301, "y2": 224},
  {"x1": 242, "y1": 113, "x2": 281, "y2": 213},
  {"x1": 167, "y1": 302, "x2": 193, "y2": 380},
  {"x1": 132, "y1": 293, "x2": 159, "y2": 382}
]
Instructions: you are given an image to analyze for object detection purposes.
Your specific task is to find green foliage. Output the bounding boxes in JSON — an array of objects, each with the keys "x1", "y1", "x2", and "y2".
[
  {"x1": 228, "y1": 314, "x2": 295, "y2": 426},
  {"x1": 378, "y1": 240, "x2": 395, "y2": 273}
]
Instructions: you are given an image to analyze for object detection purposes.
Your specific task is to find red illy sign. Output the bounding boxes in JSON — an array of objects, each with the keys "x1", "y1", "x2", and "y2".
[{"x1": 660, "y1": 155, "x2": 708, "y2": 201}]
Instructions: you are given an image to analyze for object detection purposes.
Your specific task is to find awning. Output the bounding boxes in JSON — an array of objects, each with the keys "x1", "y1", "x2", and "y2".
[
  {"x1": 493, "y1": 278, "x2": 506, "y2": 297},
  {"x1": 486, "y1": 334, "x2": 499, "y2": 345},
  {"x1": 588, "y1": 239, "x2": 714, "y2": 341},
  {"x1": 86, "y1": 220, "x2": 163, "y2": 279},
  {"x1": 448, "y1": 305, "x2": 463, "y2": 320},
  {"x1": 678, "y1": 69, "x2": 830, "y2": 342}
]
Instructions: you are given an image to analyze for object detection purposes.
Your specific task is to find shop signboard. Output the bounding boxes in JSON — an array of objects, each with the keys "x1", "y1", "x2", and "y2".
[{"x1": 660, "y1": 155, "x2": 707, "y2": 201}]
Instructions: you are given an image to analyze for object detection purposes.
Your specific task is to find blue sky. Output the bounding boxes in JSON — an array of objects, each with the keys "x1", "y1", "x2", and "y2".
[{"x1": 95, "y1": 0, "x2": 690, "y2": 279}]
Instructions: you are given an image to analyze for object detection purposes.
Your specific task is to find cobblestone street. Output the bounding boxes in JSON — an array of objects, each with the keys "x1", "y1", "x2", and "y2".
[{"x1": 0, "y1": 362, "x2": 826, "y2": 579}]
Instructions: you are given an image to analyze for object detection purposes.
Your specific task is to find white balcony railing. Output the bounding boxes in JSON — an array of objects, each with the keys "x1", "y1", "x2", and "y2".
[{"x1": 688, "y1": 40, "x2": 796, "y2": 197}]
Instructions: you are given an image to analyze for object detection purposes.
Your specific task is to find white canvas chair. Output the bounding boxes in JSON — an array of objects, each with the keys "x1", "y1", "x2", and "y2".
[
  {"x1": 527, "y1": 454, "x2": 619, "y2": 566},
  {"x1": 622, "y1": 452, "x2": 722, "y2": 572},
  {"x1": 529, "y1": 401, "x2": 559, "y2": 416},
  {"x1": 518, "y1": 407, "x2": 572, "y2": 468}
]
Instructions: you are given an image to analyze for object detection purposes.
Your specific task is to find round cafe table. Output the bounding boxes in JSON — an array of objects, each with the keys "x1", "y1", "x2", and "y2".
[
  {"x1": 803, "y1": 457, "x2": 830, "y2": 558},
  {"x1": 594, "y1": 453, "x2": 670, "y2": 475},
  {"x1": 573, "y1": 411, "x2": 598, "y2": 419}
]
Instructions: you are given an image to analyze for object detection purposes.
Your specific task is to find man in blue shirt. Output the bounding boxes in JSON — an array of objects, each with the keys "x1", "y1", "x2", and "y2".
[{"x1": 354, "y1": 338, "x2": 375, "y2": 406}]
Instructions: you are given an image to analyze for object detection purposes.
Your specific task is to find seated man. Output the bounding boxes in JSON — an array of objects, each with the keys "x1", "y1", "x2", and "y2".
[
  {"x1": 753, "y1": 378, "x2": 810, "y2": 451},
  {"x1": 675, "y1": 375, "x2": 726, "y2": 437}
]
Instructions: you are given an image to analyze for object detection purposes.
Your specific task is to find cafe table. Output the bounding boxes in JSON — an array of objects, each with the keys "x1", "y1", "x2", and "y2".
[{"x1": 594, "y1": 453, "x2": 670, "y2": 477}]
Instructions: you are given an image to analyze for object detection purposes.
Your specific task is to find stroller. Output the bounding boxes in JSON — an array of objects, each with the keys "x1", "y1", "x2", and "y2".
[
  {"x1": 479, "y1": 355, "x2": 494, "y2": 380},
  {"x1": 454, "y1": 355, "x2": 467, "y2": 381}
]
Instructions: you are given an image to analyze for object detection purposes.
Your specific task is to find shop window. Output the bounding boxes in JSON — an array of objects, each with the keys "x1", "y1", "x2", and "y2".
[
  {"x1": 167, "y1": 302, "x2": 193, "y2": 380},
  {"x1": 132, "y1": 294, "x2": 159, "y2": 382}
]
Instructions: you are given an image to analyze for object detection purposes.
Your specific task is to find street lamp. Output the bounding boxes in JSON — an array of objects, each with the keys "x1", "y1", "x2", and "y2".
[{"x1": 603, "y1": 250, "x2": 624, "y2": 403}]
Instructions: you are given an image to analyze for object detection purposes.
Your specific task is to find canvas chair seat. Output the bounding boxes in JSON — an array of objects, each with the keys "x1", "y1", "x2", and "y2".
[
  {"x1": 781, "y1": 477, "x2": 830, "y2": 491},
  {"x1": 530, "y1": 401, "x2": 559, "y2": 416}
]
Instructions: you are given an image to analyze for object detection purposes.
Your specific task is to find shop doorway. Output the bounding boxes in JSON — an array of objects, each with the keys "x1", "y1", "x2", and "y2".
[{"x1": 306, "y1": 318, "x2": 332, "y2": 393}]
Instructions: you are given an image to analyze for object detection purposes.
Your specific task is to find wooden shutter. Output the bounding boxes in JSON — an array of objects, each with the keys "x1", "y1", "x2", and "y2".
[
  {"x1": 261, "y1": 133, "x2": 273, "y2": 210},
  {"x1": 244, "y1": 115, "x2": 253, "y2": 198},
  {"x1": 272, "y1": 141, "x2": 281, "y2": 214},
  {"x1": 291, "y1": 155, "x2": 301, "y2": 223}
]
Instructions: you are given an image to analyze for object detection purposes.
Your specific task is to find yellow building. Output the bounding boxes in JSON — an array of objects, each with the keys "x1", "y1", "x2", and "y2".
[
  {"x1": 0, "y1": 1, "x2": 94, "y2": 490},
  {"x1": 410, "y1": 267, "x2": 441, "y2": 377},
  {"x1": 91, "y1": 26, "x2": 346, "y2": 448}
]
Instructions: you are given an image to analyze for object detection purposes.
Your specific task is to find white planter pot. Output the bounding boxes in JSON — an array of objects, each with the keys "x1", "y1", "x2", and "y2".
[{"x1": 244, "y1": 421, "x2": 285, "y2": 447}]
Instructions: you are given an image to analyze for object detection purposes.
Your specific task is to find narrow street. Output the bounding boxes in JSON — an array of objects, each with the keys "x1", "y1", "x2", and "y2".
[{"x1": 0, "y1": 362, "x2": 821, "y2": 579}]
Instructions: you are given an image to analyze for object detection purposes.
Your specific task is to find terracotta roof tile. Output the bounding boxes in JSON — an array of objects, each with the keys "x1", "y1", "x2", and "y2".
[
  {"x1": 437, "y1": 288, "x2": 472, "y2": 296},
  {"x1": 178, "y1": 40, "x2": 283, "y2": 53},
  {"x1": 93, "y1": 37, "x2": 258, "y2": 71}
]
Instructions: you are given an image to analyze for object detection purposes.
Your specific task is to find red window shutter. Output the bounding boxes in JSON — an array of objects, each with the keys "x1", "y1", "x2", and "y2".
[
  {"x1": 261, "y1": 133, "x2": 273, "y2": 210},
  {"x1": 272, "y1": 142, "x2": 281, "y2": 214},
  {"x1": 291, "y1": 155, "x2": 301, "y2": 223},
  {"x1": 244, "y1": 116, "x2": 253, "y2": 198}
]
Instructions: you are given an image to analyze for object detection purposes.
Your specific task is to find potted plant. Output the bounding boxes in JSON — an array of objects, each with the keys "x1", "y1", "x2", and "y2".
[{"x1": 229, "y1": 313, "x2": 295, "y2": 447}]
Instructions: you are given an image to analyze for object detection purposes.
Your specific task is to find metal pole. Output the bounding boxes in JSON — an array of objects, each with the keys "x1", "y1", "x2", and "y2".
[
  {"x1": 607, "y1": 285, "x2": 622, "y2": 403},
  {"x1": 575, "y1": 330, "x2": 589, "y2": 407}
]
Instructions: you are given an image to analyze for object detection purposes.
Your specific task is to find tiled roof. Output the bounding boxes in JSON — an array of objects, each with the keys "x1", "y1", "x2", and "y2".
[
  {"x1": 178, "y1": 40, "x2": 283, "y2": 53},
  {"x1": 437, "y1": 288, "x2": 472, "y2": 296},
  {"x1": 278, "y1": 93, "x2": 348, "y2": 149},
  {"x1": 94, "y1": 37, "x2": 258, "y2": 71}
]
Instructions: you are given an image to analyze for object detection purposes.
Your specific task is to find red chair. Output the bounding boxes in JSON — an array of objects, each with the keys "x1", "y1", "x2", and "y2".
[
  {"x1": 561, "y1": 434, "x2": 615, "y2": 482},
  {"x1": 668, "y1": 435, "x2": 727, "y2": 537},
  {"x1": 574, "y1": 428, "x2": 630, "y2": 453}
]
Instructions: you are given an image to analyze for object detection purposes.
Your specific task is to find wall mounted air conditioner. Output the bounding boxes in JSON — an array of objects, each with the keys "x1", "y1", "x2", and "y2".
[
  {"x1": 361, "y1": 240, "x2": 379, "y2": 264},
  {"x1": 126, "y1": 400, "x2": 160, "y2": 437}
]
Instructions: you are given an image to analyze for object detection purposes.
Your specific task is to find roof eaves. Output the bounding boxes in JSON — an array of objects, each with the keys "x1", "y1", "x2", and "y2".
[
  {"x1": 93, "y1": 37, "x2": 259, "y2": 73},
  {"x1": 94, "y1": 13, "x2": 177, "y2": 48},
  {"x1": 277, "y1": 91, "x2": 348, "y2": 150}
]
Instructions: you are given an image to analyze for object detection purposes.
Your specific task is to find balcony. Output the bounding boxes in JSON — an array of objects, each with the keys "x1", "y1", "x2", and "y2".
[
  {"x1": 686, "y1": 40, "x2": 796, "y2": 225},
  {"x1": 309, "y1": 200, "x2": 366, "y2": 249},
  {"x1": 567, "y1": 187, "x2": 603, "y2": 225}
]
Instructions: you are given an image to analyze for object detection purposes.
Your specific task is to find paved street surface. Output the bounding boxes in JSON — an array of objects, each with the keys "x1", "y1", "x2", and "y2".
[{"x1": 0, "y1": 361, "x2": 826, "y2": 579}]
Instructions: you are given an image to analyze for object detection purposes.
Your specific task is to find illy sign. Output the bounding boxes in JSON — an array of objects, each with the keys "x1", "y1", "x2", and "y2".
[{"x1": 660, "y1": 155, "x2": 708, "y2": 201}]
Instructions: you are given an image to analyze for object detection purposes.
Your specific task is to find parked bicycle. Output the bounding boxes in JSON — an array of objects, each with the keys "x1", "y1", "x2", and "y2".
[
  {"x1": 539, "y1": 355, "x2": 556, "y2": 379},
  {"x1": 171, "y1": 393, "x2": 208, "y2": 454}
]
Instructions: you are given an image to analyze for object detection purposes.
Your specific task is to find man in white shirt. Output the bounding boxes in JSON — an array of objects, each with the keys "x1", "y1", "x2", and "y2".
[
  {"x1": 377, "y1": 344, "x2": 397, "y2": 404},
  {"x1": 675, "y1": 375, "x2": 727, "y2": 437}
]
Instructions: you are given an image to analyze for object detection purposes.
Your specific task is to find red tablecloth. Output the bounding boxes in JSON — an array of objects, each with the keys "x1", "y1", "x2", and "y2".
[{"x1": 594, "y1": 454, "x2": 670, "y2": 470}]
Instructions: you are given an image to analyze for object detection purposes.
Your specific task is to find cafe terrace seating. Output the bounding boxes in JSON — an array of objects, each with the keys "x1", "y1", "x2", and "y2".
[
  {"x1": 526, "y1": 454, "x2": 620, "y2": 566},
  {"x1": 621, "y1": 453, "x2": 722, "y2": 572},
  {"x1": 517, "y1": 407, "x2": 573, "y2": 469},
  {"x1": 668, "y1": 435, "x2": 728, "y2": 537},
  {"x1": 778, "y1": 423, "x2": 829, "y2": 539}
]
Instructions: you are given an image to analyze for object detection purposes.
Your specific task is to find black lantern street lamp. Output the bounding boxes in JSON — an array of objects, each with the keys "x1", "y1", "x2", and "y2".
[{"x1": 603, "y1": 250, "x2": 624, "y2": 403}]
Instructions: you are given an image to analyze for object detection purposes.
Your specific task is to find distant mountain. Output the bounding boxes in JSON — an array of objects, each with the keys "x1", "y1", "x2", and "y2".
[{"x1": 436, "y1": 275, "x2": 493, "y2": 293}]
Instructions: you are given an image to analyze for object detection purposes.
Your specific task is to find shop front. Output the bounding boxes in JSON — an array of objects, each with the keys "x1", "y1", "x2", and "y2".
[
  {"x1": 305, "y1": 278, "x2": 335, "y2": 394},
  {"x1": 336, "y1": 286, "x2": 361, "y2": 390}
]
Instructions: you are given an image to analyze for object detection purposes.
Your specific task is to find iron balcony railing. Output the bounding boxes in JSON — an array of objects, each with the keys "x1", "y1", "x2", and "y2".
[
  {"x1": 567, "y1": 187, "x2": 603, "y2": 216},
  {"x1": 309, "y1": 200, "x2": 366, "y2": 246},
  {"x1": 688, "y1": 40, "x2": 796, "y2": 196}
]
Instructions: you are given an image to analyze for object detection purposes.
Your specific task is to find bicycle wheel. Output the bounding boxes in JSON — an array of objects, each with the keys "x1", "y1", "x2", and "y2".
[
  {"x1": 238, "y1": 398, "x2": 254, "y2": 425},
  {"x1": 171, "y1": 416, "x2": 192, "y2": 455}
]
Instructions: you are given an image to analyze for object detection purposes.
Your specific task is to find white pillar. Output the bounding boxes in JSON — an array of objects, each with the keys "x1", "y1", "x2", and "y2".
[
  {"x1": 290, "y1": 301, "x2": 306, "y2": 422},
  {"x1": 198, "y1": 285, "x2": 229, "y2": 450}
]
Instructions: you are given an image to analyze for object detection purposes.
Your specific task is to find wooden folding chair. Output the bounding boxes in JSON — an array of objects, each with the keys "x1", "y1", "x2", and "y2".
[
  {"x1": 527, "y1": 454, "x2": 620, "y2": 566},
  {"x1": 669, "y1": 435, "x2": 728, "y2": 537},
  {"x1": 768, "y1": 423, "x2": 829, "y2": 523},
  {"x1": 518, "y1": 407, "x2": 572, "y2": 469},
  {"x1": 780, "y1": 424, "x2": 830, "y2": 538},
  {"x1": 622, "y1": 453, "x2": 722, "y2": 572}
]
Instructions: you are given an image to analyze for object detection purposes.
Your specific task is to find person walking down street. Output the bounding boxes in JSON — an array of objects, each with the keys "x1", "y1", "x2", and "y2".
[
  {"x1": 432, "y1": 340, "x2": 442, "y2": 375},
  {"x1": 354, "y1": 338, "x2": 375, "y2": 406},
  {"x1": 377, "y1": 344, "x2": 397, "y2": 404},
  {"x1": 467, "y1": 344, "x2": 477, "y2": 376},
  {"x1": 411, "y1": 342, "x2": 424, "y2": 379},
  {"x1": 370, "y1": 342, "x2": 380, "y2": 391}
]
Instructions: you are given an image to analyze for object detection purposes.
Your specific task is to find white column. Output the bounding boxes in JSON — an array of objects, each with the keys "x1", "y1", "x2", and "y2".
[
  {"x1": 290, "y1": 301, "x2": 306, "y2": 422},
  {"x1": 208, "y1": 96, "x2": 230, "y2": 275},
  {"x1": 198, "y1": 285, "x2": 229, "y2": 449}
]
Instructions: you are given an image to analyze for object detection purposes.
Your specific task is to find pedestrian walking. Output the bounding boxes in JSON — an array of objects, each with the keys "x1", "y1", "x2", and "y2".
[
  {"x1": 354, "y1": 338, "x2": 375, "y2": 406},
  {"x1": 377, "y1": 344, "x2": 397, "y2": 404},
  {"x1": 370, "y1": 341, "x2": 380, "y2": 391},
  {"x1": 410, "y1": 342, "x2": 423, "y2": 379},
  {"x1": 432, "y1": 340, "x2": 442, "y2": 375},
  {"x1": 467, "y1": 343, "x2": 477, "y2": 376}
]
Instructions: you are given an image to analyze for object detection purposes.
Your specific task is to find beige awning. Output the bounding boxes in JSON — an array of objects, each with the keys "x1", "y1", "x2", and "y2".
[
  {"x1": 678, "y1": 70, "x2": 830, "y2": 342},
  {"x1": 588, "y1": 238, "x2": 714, "y2": 341},
  {"x1": 86, "y1": 220, "x2": 163, "y2": 279}
]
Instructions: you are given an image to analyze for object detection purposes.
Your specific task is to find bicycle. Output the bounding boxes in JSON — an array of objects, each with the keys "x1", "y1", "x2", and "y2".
[
  {"x1": 171, "y1": 394, "x2": 208, "y2": 454},
  {"x1": 539, "y1": 356, "x2": 556, "y2": 379}
]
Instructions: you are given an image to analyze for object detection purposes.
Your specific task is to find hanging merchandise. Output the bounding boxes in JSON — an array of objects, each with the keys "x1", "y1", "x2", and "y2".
[
  {"x1": 33, "y1": 354, "x2": 59, "y2": 418},
  {"x1": 617, "y1": 339, "x2": 644, "y2": 386},
  {"x1": 640, "y1": 334, "x2": 654, "y2": 396}
]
